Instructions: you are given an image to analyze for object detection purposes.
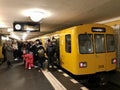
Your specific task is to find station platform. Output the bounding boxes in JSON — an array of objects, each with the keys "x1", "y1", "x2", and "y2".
[{"x1": 0, "y1": 61, "x2": 88, "y2": 90}]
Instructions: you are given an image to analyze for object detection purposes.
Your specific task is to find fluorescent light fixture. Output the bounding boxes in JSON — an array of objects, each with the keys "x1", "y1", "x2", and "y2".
[
  {"x1": 10, "y1": 33, "x2": 20, "y2": 40},
  {"x1": 22, "y1": 33, "x2": 27, "y2": 40},
  {"x1": 7, "y1": 28, "x2": 13, "y2": 32},
  {"x1": 2, "y1": 36, "x2": 9, "y2": 40},
  {"x1": 96, "y1": 17, "x2": 120, "y2": 24},
  {"x1": 0, "y1": 22, "x2": 6, "y2": 28}
]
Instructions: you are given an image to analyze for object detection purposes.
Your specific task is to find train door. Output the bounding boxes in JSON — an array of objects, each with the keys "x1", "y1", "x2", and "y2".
[
  {"x1": 94, "y1": 34, "x2": 106, "y2": 72},
  {"x1": 59, "y1": 33, "x2": 72, "y2": 68},
  {"x1": 112, "y1": 25, "x2": 120, "y2": 68},
  {"x1": 60, "y1": 33, "x2": 65, "y2": 66},
  {"x1": 105, "y1": 34, "x2": 116, "y2": 71}
]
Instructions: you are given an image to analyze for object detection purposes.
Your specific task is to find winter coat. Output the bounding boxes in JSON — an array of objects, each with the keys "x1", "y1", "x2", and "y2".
[{"x1": 5, "y1": 45, "x2": 14, "y2": 61}]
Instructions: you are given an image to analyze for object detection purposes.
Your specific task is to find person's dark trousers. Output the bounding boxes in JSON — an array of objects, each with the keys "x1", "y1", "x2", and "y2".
[
  {"x1": 7, "y1": 60, "x2": 12, "y2": 68},
  {"x1": 38, "y1": 57, "x2": 45, "y2": 69},
  {"x1": 2, "y1": 54, "x2": 6, "y2": 63},
  {"x1": 33, "y1": 54, "x2": 38, "y2": 66},
  {"x1": 48, "y1": 55, "x2": 54, "y2": 68}
]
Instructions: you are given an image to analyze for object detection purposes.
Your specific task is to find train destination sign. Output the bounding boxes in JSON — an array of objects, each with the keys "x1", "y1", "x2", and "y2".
[{"x1": 92, "y1": 27, "x2": 106, "y2": 32}]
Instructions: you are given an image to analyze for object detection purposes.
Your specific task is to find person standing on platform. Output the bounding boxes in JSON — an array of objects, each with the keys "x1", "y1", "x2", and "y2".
[
  {"x1": 12, "y1": 40, "x2": 18, "y2": 61},
  {"x1": 30, "y1": 41, "x2": 38, "y2": 67},
  {"x1": 46, "y1": 39, "x2": 55, "y2": 69},
  {"x1": 51, "y1": 37, "x2": 57, "y2": 63},
  {"x1": 37, "y1": 41, "x2": 46, "y2": 72},
  {"x1": 5, "y1": 40, "x2": 14, "y2": 68}
]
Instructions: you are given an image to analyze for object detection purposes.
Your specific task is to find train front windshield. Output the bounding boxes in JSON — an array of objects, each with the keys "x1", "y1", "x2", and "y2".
[
  {"x1": 95, "y1": 34, "x2": 105, "y2": 53},
  {"x1": 79, "y1": 34, "x2": 93, "y2": 54},
  {"x1": 79, "y1": 34, "x2": 115, "y2": 54}
]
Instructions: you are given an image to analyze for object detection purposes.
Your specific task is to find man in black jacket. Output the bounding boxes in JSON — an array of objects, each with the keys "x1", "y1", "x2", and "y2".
[{"x1": 46, "y1": 39, "x2": 55, "y2": 69}]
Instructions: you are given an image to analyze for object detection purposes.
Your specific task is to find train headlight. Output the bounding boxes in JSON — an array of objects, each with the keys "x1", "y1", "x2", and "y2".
[
  {"x1": 79, "y1": 62, "x2": 87, "y2": 68},
  {"x1": 112, "y1": 58, "x2": 117, "y2": 64}
]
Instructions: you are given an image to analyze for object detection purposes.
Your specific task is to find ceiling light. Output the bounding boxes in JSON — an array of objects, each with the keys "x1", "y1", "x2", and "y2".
[
  {"x1": 22, "y1": 9, "x2": 51, "y2": 22},
  {"x1": 30, "y1": 11, "x2": 44, "y2": 22}
]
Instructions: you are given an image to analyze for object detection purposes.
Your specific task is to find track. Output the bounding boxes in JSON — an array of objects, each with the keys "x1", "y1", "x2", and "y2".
[{"x1": 84, "y1": 82, "x2": 120, "y2": 90}]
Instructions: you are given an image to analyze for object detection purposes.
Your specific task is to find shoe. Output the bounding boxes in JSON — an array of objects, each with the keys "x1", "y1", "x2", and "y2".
[
  {"x1": 38, "y1": 70, "x2": 41, "y2": 72},
  {"x1": 28, "y1": 67, "x2": 31, "y2": 69},
  {"x1": 14, "y1": 58, "x2": 18, "y2": 61},
  {"x1": 34, "y1": 65, "x2": 38, "y2": 68},
  {"x1": 49, "y1": 65, "x2": 52, "y2": 68}
]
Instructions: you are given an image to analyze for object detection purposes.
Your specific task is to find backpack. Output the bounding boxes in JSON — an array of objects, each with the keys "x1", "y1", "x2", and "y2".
[{"x1": 38, "y1": 48, "x2": 45, "y2": 57}]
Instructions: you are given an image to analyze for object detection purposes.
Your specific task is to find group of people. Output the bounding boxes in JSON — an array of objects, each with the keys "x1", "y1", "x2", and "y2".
[
  {"x1": 31, "y1": 38, "x2": 57, "y2": 72},
  {"x1": 2, "y1": 37, "x2": 57, "y2": 72}
]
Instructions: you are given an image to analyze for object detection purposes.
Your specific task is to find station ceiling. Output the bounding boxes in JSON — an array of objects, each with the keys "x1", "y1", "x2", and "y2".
[{"x1": 0, "y1": 0, "x2": 120, "y2": 40}]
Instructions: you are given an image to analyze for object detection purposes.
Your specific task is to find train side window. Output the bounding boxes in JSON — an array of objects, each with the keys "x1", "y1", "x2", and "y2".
[
  {"x1": 106, "y1": 34, "x2": 115, "y2": 52},
  {"x1": 94, "y1": 34, "x2": 105, "y2": 53},
  {"x1": 65, "y1": 34, "x2": 71, "y2": 53},
  {"x1": 79, "y1": 34, "x2": 93, "y2": 54}
]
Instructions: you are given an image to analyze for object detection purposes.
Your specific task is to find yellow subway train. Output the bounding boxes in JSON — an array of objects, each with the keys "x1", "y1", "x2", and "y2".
[{"x1": 30, "y1": 24, "x2": 117, "y2": 75}]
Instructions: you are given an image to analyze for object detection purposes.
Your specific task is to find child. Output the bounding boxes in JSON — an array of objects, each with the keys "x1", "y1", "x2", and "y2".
[{"x1": 23, "y1": 51, "x2": 34, "y2": 69}]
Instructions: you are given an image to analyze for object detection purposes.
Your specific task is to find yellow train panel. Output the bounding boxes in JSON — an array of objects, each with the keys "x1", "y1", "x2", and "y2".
[{"x1": 59, "y1": 24, "x2": 116, "y2": 75}]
